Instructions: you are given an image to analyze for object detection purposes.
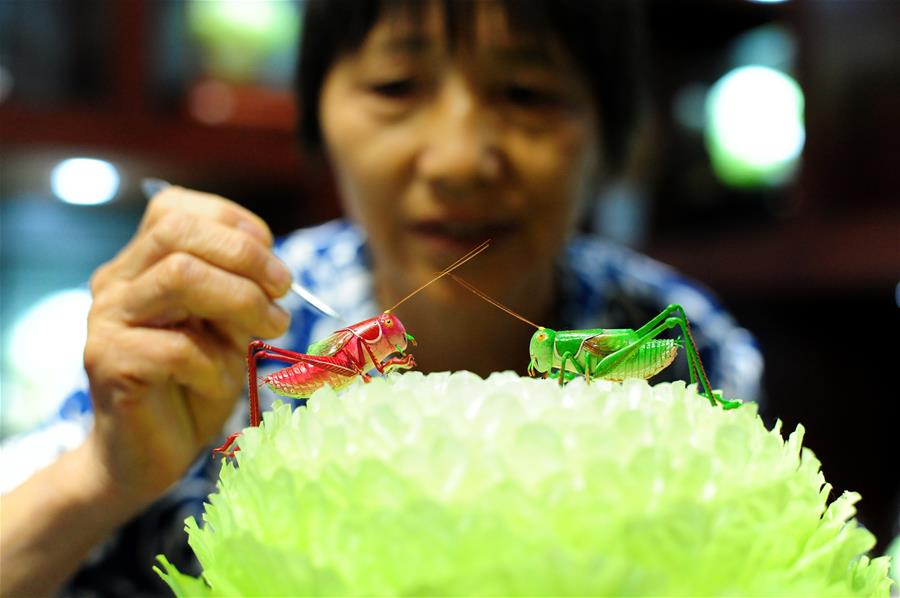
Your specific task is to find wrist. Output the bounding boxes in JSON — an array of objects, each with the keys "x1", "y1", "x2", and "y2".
[
  {"x1": 67, "y1": 433, "x2": 155, "y2": 525},
  {"x1": 0, "y1": 437, "x2": 152, "y2": 596}
]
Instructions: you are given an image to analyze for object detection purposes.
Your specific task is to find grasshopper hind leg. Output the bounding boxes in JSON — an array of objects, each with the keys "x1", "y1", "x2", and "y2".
[{"x1": 665, "y1": 305, "x2": 742, "y2": 409}]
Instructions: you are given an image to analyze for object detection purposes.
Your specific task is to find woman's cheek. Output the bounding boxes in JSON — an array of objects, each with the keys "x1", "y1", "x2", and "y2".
[
  {"x1": 352, "y1": 120, "x2": 419, "y2": 194},
  {"x1": 513, "y1": 139, "x2": 595, "y2": 257},
  {"x1": 510, "y1": 136, "x2": 588, "y2": 207},
  {"x1": 331, "y1": 138, "x2": 402, "y2": 226}
]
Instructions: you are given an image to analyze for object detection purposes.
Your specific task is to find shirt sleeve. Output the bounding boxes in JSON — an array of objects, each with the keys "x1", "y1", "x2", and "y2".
[{"x1": 0, "y1": 389, "x2": 94, "y2": 494}]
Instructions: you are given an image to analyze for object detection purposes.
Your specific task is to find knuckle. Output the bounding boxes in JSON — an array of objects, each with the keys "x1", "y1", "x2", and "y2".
[
  {"x1": 150, "y1": 185, "x2": 187, "y2": 207},
  {"x1": 158, "y1": 252, "x2": 200, "y2": 293},
  {"x1": 228, "y1": 234, "x2": 264, "y2": 269},
  {"x1": 150, "y1": 211, "x2": 188, "y2": 249},
  {"x1": 209, "y1": 199, "x2": 234, "y2": 219},
  {"x1": 164, "y1": 331, "x2": 198, "y2": 366},
  {"x1": 88, "y1": 286, "x2": 116, "y2": 316},
  {"x1": 82, "y1": 336, "x2": 103, "y2": 377},
  {"x1": 144, "y1": 192, "x2": 172, "y2": 223},
  {"x1": 202, "y1": 196, "x2": 243, "y2": 227},
  {"x1": 143, "y1": 187, "x2": 193, "y2": 229},
  {"x1": 90, "y1": 262, "x2": 112, "y2": 294},
  {"x1": 83, "y1": 323, "x2": 120, "y2": 384}
]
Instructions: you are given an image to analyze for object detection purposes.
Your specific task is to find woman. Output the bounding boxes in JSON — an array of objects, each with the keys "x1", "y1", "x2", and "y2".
[{"x1": 0, "y1": 1, "x2": 761, "y2": 595}]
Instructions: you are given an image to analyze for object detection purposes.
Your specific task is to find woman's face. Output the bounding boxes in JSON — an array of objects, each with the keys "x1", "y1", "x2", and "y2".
[{"x1": 319, "y1": 0, "x2": 601, "y2": 304}]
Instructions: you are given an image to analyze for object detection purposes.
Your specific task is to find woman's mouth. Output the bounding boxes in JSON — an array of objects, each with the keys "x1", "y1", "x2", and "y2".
[{"x1": 410, "y1": 220, "x2": 517, "y2": 250}]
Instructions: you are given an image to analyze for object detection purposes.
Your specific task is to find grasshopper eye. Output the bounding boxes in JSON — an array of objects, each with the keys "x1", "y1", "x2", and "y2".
[{"x1": 385, "y1": 318, "x2": 394, "y2": 327}]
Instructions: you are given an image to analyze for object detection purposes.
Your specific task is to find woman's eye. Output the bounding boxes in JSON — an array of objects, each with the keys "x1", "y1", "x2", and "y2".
[
  {"x1": 370, "y1": 79, "x2": 417, "y2": 98},
  {"x1": 504, "y1": 84, "x2": 559, "y2": 108}
]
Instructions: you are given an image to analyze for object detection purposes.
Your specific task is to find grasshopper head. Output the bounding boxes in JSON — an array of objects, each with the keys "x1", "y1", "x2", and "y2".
[
  {"x1": 528, "y1": 328, "x2": 555, "y2": 375},
  {"x1": 378, "y1": 312, "x2": 411, "y2": 353}
]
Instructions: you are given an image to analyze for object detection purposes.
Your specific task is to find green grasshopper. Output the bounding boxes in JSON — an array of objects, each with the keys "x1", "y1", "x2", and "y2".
[{"x1": 449, "y1": 274, "x2": 741, "y2": 409}]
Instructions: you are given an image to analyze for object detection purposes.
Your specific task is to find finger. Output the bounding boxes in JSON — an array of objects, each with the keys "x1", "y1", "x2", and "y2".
[
  {"x1": 143, "y1": 326, "x2": 244, "y2": 404},
  {"x1": 106, "y1": 212, "x2": 291, "y2": 298},
  {"x1": 139, "y1": 186, "x2": 273, "y2": 246},
  {"x1": 208, "y1": 318, "x2": 255, "y2": 354},
  {"x1": 182, "y1": 313, "x2": 253, "y2": 360},
  {"x1": 86, "y1": 323, "x2": 245, "y2": 411},
  {"x1": 92, "y1": 187, "x2": 276, "y2": 295},
  {"x1": 112, "y1": 252, "x2": 291, "y2": 339}
]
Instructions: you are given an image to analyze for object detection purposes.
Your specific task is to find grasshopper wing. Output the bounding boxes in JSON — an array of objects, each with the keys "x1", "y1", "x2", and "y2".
[
  {"x1": 290, "y1": 353, "x2": 359, "y2": 376},
  {"x1": 581, "y1": 331, "x2": 631, "y2": 358},
  {"x1": 306, "y1": 329, "x2": 354, "y2": 356}
]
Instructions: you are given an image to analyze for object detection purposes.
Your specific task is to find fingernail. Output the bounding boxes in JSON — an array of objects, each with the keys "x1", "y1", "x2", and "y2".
[{"x1": 266, "y1": 256, "x2": 292, "y2": 296}]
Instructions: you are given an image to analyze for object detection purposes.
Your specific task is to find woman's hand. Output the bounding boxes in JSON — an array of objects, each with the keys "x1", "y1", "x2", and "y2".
[{"x1": 83, "y1": 186, "x2": 292, "y2": 509}]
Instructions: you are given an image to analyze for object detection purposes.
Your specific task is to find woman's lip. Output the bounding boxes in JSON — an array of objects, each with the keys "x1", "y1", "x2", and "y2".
[
  {"x1": 409, "y1": 220, "x2": 518, "y2": 251},
  {"x1": 410, "y1": 220, "x2": 518, "y2": 235},
  {"x1": 410, "y1": 220, "x2": 516, "y2": 243}
]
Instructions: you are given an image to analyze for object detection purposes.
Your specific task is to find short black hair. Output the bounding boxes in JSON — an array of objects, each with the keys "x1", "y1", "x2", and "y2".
[{"x1": 296, "y1": 0, "x2": 646, "y2": 173}]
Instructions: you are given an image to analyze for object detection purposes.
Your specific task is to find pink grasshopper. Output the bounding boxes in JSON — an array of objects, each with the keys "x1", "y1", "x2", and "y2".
[{"x1": 213, "y1": 240, "x2": 489, "y2": 457}]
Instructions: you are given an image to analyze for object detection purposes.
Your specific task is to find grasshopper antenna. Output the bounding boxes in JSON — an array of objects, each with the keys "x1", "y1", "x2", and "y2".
[
  {"x1": 447, "y1": 273, "x2": 541, "y2": 329},
  {"x1": 386, "y1": 240, "x2": 491, "y2": 313}
]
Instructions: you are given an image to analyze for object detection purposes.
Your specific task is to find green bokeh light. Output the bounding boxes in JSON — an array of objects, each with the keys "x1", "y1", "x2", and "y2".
[
  {"x1": 187, "y1": 0, "x2": 300, "y2": 83},
  {"x1": 705, "y1": 65, "x2": 805, "y2": 188}
]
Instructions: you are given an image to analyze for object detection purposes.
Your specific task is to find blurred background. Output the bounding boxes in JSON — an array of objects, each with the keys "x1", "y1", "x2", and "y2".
[{"x1": 1, "y1": 0, "x2": 897, "y2": 551}]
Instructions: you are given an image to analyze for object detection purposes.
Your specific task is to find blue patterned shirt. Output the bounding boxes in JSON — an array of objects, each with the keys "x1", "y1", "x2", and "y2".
[{"x1": 0, "y1": 219, "x2": 763, "y2": 596}]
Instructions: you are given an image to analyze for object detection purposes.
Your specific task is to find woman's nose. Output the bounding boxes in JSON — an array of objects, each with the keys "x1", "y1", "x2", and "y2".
[{"x1": 417, "y1": 76, "x2": 502, "y2": 196}]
